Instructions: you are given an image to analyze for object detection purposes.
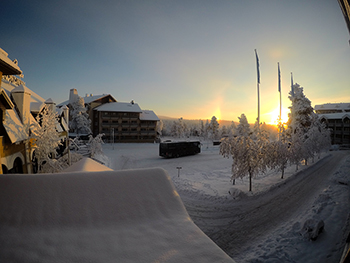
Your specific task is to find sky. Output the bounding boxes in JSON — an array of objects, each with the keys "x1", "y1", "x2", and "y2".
[{"x1": 1, "y1": 0, "x2": 350, "y2": 124}]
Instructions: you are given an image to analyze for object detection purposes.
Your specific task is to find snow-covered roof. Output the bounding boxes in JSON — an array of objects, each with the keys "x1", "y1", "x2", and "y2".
[
  {"x1": 315, "y1": 103, "x2": 350, "y2": 112},
  {"x1": 0, "y1": 88, "x2": 14, "y2": 109},
  {"x1": 0, "y1": 48, "x2": 22, "y2": 75},
  {"x1": 83, "y1": 94, "x2": 116, "y2": 104},
  {"x1": 30, "y1": 102, "x2": 45, "y2": 113},
  {"x1": 0, "y1": 168, "x2": 234, "y2": 262},
  {"x1": 3, "y1": 109, "x2": 28, "y2": 143},
  {"x1": 140, "y1": 110, "x2": 159, "y2": 121},
  {"x1": 57, "y1": 94, "x2": 116, "y2": 107},
  {"x1": 318, "y1": 112, "x2": 350, "y2": 120},
  {"x1": 1, "y1": 79, "x2": 45, "y2": 105},
  {"x1": 62, "y1": 157, "x2": 113, "y2": 172},
  {"x1": 94, "y1": 102, "x2": 142, "y2": 113}
]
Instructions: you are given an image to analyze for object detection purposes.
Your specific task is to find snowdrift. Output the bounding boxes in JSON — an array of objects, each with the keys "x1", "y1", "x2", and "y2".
[
  {"x1": 62, "y1": 157, "x2": 113, "y2": 172},
  {"x1": 0, "y1": 168, "x2": 234, "y2": 263}
]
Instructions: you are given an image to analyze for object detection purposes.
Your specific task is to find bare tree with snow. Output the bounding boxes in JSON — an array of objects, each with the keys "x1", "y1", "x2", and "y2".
[
  {"x1": 271, "y1": 127, "x2": 290, "y2": 179},
  {"x1": 220, "y1": 114, "x2": 266, "y2": 191}
]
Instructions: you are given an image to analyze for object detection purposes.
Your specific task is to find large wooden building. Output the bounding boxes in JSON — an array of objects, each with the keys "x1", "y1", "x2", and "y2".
[
  {"x1": 58, "y1": 89, "x2": 160, "y2": 143},
  {"x1": 93, "y1": 101, "x2": 159, "y2": 143}
]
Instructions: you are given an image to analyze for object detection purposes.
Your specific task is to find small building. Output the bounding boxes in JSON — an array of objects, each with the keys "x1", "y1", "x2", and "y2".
[{"x1": 315, "y1": 103, "x2": 350, "y2": 145}]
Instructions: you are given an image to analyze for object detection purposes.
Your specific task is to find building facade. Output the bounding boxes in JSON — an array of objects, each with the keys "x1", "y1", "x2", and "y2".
[
  {"x1": 58, "y1": 89, "x2": 160, "y2": 143},
  {"x1": 315, "y1": 103, "x2": 350, "y2": 145},
  {"x1": 93, "y1": 102, "x2": 159, "y2": 143}
]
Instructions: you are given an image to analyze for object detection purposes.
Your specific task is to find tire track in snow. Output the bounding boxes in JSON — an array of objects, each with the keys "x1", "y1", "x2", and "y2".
[{"x1": 184, "y1": 151, "x2": 349, "y2": 259}]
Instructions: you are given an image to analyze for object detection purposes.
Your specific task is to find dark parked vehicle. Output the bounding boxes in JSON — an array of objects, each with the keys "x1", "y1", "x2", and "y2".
[{"x1": 159, "y1": 141, "x2": 201, "y2": 158}]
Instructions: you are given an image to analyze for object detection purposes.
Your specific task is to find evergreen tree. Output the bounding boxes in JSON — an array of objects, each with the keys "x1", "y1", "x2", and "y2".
[
  {"x1": 286, "y1": 84, "x2": 315, "y2": 166},
  {"x1": 70, "y1": 96, "x2": 91, "y2": 135},
  {"x1": 30, "y1": 106, "x2": 62, "y2": 173},
  {"x1": 208, "y1": 116, "x2": 220, "y2": 140}
]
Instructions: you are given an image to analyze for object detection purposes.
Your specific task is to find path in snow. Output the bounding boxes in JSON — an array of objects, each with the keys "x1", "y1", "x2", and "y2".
[{"x1": 184, "y1": 150, "x2": 350, "y2": 262}]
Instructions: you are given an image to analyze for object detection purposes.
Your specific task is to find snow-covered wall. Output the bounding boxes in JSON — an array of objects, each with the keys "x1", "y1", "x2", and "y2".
[{"x1": 0, "y1": 168, "x2": 234, "y2": 263}]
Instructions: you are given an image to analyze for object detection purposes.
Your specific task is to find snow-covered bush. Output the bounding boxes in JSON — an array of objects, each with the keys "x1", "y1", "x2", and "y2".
[{"x1": 88, "y1": 134, "x2": 110, "y2": 166}]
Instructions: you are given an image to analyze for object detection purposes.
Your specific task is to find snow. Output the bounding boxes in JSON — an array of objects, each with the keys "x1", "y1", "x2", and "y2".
[
  {"x1": 30, "y1": 101, "x2": 45, "y2": 113},
  {"x1": 62, "y1": 157, "x2": 113, "y2": 172},
  {"x1": 315, "y1": 103, "x2": 350, "y2": 112},
  {"x1": 1, "y1": 139, "x2": 349, "y2": 262},
  {"x1": 1, "y1": 79, "x2": 45, "y2": 104},
  {"x1": 94, "y1": 101, "x2": 142, "y2": 113},
  {"x1": 102, "y1": 141, "x2": 350, "y2": 262},
  {"x1": 0, "y1": 47, "x2": 22, "y2": 75},
  {"x1": 3, "y1": 109, "x2": 28, "y2": 143},
  {"x1": 140, "y1": 110, "x2": 160, "y2": 121},
  {"x1": 319, "y1": 112, "x2": 350, "y2": 120},
  {"x1": 0, "y1": 168, "x2": 234, "y2": 263}
]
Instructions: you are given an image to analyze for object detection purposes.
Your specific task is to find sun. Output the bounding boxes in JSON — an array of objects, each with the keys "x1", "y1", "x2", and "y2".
[{"x1": 268, "y1": 107, "x2": 289, "y2": 125}]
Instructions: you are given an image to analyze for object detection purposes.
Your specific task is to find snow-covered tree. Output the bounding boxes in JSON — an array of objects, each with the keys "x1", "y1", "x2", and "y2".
[
  {"x1": 171, "y1": 117, "x2": 187, "y2": 138},
  {"x1": 227, "y1": 121, "x2": 237, "y2": 137},
  {"x1": 286, "y1": 84, "x2": 315, "y2": 166},
  {"x1": 208, "y1": 116, "x2": 220, "y2": 140},
  {"x1": 88, "y1": 133, "x2": 110, "y2": 166},
  {"x1": 271, "y1": 127, "x2": 290, "y2": 179},
  {"x1": 220, "y1": 125, "x2": 228, "y2": 138},
  {"x1": 305, "y1": 114, "x2": 331, "y2": 162},
  {"x1": 30, "y1": 106, "x2": 62, "y2": 173},
  {"x1": 156, "y1": 120, "x2": 163, "y2": 137},
  {"x1": 220, "y1": 114, "x2": 266, "y2": 191},
  {"x1": 88, "y1": 133, "x2": 104, "y2": 158},
  {"x1": 70, "y1": 96, "x2": 91, "y2": 135}
]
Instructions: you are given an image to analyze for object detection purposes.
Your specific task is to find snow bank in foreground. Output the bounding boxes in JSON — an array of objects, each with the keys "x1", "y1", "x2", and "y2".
[{"x1": 0, "y1": 168, "x2": 234, "y2": 263}]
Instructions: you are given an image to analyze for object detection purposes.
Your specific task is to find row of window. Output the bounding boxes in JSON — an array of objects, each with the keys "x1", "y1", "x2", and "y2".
[
  {"x1": 99, "y1": 112, "x2": 139, "y2": 118},
  {"x1": 101, "y1": 120, "x2": 138, "y2": 124},
  {"x1": 101, "y1": 128, "x2": 155, "y2": 132},
  {"x1": 105, "y1": 135, "x2": 156, "y2": 141},
  {"x1": 325, "y1": 118, "x2": 350, "y2": 124}
]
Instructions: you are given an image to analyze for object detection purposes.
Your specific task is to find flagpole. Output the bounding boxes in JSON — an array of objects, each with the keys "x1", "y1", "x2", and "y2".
[
  {"x1": 278, "y1": 62, "x2": 282, "y2": 138},
  {"x1": 255, "y1": 49, "x2": 260, "y2": 126},
  {"x1": 278, "y1": 63, "x2": 281, "y2": 125},
  {"x1": 291, "y1": 72, "x2": 294, "y2": 97}
]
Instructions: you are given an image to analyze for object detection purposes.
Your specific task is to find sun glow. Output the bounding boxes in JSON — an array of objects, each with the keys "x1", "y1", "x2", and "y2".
[
  {"x1": 267, "y1": 107, "x2": 289, "y2": 125},
  {"x1": 213, "y1": 107, "x2": 221, "y2": 121}
]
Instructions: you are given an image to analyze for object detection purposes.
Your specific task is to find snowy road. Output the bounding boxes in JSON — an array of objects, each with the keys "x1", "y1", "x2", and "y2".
[
  {"x1": 103, "y1": 143, "x2": 350, "y2": 262},
  {"x1": 183, "y1": 150, "x2": 349, "y2": 261}
]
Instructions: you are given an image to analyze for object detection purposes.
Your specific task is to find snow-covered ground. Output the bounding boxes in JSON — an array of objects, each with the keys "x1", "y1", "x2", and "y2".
[{"x1": 102, "y1": 141, "x2": 350, "y2": 263}]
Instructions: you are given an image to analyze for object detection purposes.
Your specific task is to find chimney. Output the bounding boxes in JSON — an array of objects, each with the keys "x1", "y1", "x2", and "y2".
[
  {"x1": 69, "y1": 88, "x2": 79, "y2": 104},
  {"x1": 11, "y1": 84, "x2": 31, "y2": 131},
  {"x1": 61, "y1": 105, "x2": 69, "y2": 128}
]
